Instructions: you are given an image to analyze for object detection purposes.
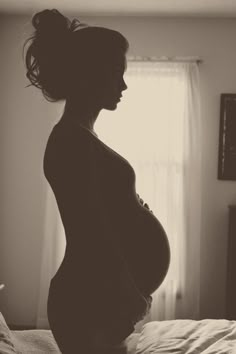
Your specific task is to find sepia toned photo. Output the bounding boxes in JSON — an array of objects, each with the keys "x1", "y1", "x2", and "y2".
[{"x1": 0, "y1": 1, "x2": 236, "y2": 353}]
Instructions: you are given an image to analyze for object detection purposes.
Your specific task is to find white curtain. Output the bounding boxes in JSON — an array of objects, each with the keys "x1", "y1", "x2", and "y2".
[{"x1": 36, "y1": 60, "x2": 201, "y2": 329}]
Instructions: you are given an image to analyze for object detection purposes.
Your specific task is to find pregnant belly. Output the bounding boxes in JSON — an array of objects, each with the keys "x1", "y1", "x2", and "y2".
[
  {"x1": 118, "y1": 204, "x2": 170, "y2": 296},
  {"x1": 52, "y1": 201, "x2": 170, "y2": 299}
]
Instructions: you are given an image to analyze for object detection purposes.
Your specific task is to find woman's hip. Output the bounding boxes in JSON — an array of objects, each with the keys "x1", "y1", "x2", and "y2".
[{"x1": 47, "y1": 280, "x2": 135, "y2": 353}]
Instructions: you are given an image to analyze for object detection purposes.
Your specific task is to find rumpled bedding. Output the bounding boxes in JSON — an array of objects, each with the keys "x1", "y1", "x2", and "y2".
[
  {"x1": 2, "y1": 311, "x2": 236, "y2": 354},
  {"x1": 11, "y1": 329, "x2": 61, "y2": 353},
  {"x1": 136, "y1": 319, "x2": 236, "y2": 354},
  {"x1": 11, "y1": 329, "x2": 140, "y2": 354}
]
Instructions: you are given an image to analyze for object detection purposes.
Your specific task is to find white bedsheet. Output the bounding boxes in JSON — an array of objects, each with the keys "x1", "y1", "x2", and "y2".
[{"x1": 136, "y1": 319, "x2": 236, "y2": 354}]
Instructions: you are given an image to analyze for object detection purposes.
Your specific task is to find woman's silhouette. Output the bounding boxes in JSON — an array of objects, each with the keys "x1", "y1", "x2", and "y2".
[{"x1": 24, "y1": 9, "x2": 170, "y2": 354}]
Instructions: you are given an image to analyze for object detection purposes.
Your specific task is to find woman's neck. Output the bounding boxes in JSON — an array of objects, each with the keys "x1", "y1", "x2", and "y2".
[{"x1": 63, "y1": 99, "x2": 101, "y2": 131}]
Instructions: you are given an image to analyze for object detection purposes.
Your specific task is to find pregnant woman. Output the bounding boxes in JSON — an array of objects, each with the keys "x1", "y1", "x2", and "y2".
[{"x1": 24, "y1": 9, "x2": 170, "y2": 354}]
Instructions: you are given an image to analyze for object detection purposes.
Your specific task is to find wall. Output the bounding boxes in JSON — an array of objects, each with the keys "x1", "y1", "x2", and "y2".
[{"x1": 0, "y1": 13, "x2": 236, "y2": 325}]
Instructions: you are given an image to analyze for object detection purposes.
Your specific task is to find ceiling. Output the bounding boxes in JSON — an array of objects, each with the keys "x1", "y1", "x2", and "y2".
[{"x1": 1, "y1": 0, "x2": 236, "y2": 17}]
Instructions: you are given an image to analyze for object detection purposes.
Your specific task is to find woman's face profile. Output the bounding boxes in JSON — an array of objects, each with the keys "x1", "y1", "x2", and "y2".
[
  {"x1": 70, "y1": 53, "x2": 128, "y2": 111},
  {"x1": 99, "y1": 55, "x2": 128, "y2": 111}
]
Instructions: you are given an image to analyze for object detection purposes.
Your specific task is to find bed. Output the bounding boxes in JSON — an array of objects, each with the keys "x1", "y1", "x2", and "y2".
[{"x1": 2, "y1": 312, "x2": 236, "y2": 354}]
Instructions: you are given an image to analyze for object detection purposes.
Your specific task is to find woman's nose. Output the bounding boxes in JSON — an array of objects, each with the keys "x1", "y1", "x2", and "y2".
[{"x1": 121, "y1": 78, "x2": 128, "y2": 91}]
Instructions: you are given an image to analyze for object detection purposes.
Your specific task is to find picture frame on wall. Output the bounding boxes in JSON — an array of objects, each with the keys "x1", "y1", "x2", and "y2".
[{"x1": 218, "y1": 93, "x2": 236, "y2": 180}]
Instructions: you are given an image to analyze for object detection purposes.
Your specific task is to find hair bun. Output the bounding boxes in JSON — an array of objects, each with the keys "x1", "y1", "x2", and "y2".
[{"x1": 32, "y1": 9, "x2": 70, "y2": 36}]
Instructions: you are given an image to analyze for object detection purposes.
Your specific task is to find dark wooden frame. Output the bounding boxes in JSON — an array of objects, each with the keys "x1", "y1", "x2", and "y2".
[
  {"x1": 218, "y1": 94, "x2": 236, "y2": 180},
  {"x1": 226, "y1": 205, "x2": 236, "y2": 319}
]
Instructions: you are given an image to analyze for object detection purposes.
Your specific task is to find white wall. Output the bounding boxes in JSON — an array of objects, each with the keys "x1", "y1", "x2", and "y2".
[{"x1": 0, "y1": 13, "x2": 236, "y2": 325}]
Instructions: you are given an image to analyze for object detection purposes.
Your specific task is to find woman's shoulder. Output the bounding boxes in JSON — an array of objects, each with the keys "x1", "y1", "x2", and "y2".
[
  {"x1": 44, "y1": 120, "x2": 92, "y2": 167},
  {"x1": 44, "y1": 121, "x2": 94, "y2": 178},
  {"x1": 54, "y1": 118, "x2": 89, "y2": 138},
  {"x1": 49, "y1": 119, "x2": 93, "y2": 151}
]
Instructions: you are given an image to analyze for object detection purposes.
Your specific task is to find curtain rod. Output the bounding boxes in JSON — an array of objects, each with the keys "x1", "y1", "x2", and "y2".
[{"x1": 127, "y1": 56, "x2": 203, "y2": 64}]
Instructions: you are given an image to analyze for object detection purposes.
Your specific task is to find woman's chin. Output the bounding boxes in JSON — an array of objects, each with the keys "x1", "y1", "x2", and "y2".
[{"x1": 103, "y1": 99, "x2": 120, "y2": 111}]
